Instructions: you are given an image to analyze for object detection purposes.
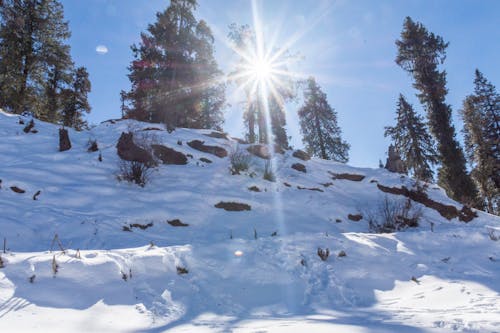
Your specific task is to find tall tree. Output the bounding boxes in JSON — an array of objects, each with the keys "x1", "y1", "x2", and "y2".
[
  {"x1": 0, "y1": 0, "x2": 75, "y2": 121},
  {"x1": 124, "y1": 0, "x2": 225, "y2": 131},
  {"x1": 228, "y1": 23, "x2": 295, "y2": 148},
  {"x1": 461, "y1": 70, "x2": 500, "y2": 214},
  {"x1": 298, "y1": 77, "x2": 349, "y2": 162},
  {"x1": 61, "y1": 67, "x2": 91, "y2": 130},
  {"x1": 395, "y1": 17, "x2": 478, "y2": 205},
  {"x1": 385, "y1": 94, "x2": 438, "y2": 182}
]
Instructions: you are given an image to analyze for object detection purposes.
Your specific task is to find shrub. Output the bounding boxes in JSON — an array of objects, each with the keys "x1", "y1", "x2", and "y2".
[
  {"x1": 229, "y1": 147, "x2": 252, "y2": 175},
  {"x1": 367, "y1": 196, "x2": 421, "y2": 233},
  {"x1": 87, "y1": 139, "x2": 98, "y2": 152},
  {"x1": 117, "y1": 160, "x2": 151, "y2": 187},
  {"x1": 176, "y1": 266, "x2": 188, "y2": 274}
]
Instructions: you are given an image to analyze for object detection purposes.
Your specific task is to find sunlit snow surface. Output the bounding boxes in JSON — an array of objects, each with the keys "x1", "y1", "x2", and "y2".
[{"x1": 0, "y1": 110, "x2": 499, "y2": 332}]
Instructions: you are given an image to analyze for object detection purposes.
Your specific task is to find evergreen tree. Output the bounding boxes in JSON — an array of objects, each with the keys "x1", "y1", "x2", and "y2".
[
  {"x1": 298, "y1": 77, "x2": 349, "y2": 162},
  {"x1": 124, "y1": 0, "x2": 225, "y2": 130},
  {"x1": 395, "y1": 17, "x2": 478, "y2": 205},
  {"x1": 385, "y1": 94, "x2": 438, "y2": 182},
  {"x1": 228, "y1": 23, "x2": 295, "y2": 148},
  {"x1": 61, "y1": 67, "x2": 91, "y2": 130},
  {"x1": 0, "y1": 0, "x2": 74, "y2": 120},
  {"x1": 461, "y1": 70, "x2": 500, "y2": 214}
]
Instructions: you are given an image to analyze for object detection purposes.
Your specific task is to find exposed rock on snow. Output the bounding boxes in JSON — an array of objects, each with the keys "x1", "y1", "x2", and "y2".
[
  {"x1": 214, "y1": 201, "x2": 251, "y2": 211},
  {"x1": 116, "y1": 132, "x2": 154, "y2": 165},
  {"x1": 151, "y1": 144, "x2": 188, "y2": 165},
  {"x1": 187, "y1": 139, "x2": 227, "y2": 158}
]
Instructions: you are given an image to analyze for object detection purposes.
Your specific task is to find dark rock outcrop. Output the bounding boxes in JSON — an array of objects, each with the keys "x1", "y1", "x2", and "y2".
[
  {"x1": 187, "y1": 140, "x2": 227, "y2": 158},
  {"x1": 214, "y1": 201, "x2": 251, "y2": 211},
  {"x1": 292, "y1": 163, "x2": 306, "y2": 173},
  {"x1": 151, "y1": 144, "x2": 188, "y2": 165},
  {"x1": 329, "y1": 172, "x2": 365, "y2": 181},
  {"x1": 167, "y1": 219, "x2": 189, "y2": 227},
  {"x1": 292, "y1": 149, "x2": 310, "y2": 161},
  {"x1": 348, "y1": 214, "x2": 363, "y2": 221},
  {"x1": 116, "y1": 132, "x2": 154, "y2": 165},
  {"x1": 376, "y1": 184, "x2": 477, "y2": 222},
  {"x1": 204, "y1": 131, "x2": 228, "y2": 140},
  {"x1": 10, "y1": 186, "x2": 25, "y2": 194}
]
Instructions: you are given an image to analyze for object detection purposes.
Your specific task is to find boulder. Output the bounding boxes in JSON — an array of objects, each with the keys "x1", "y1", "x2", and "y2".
[
  {"x1": 116, "y1": 132, "x2": 154, "y2": 165},
  {"x1": 214, "y1": 201, "x2": 251, "y2": 211},
  {"x1": 291, "y1": 163, "x2": 306, "y2": 173},
  {"x1": 292, "y1": 149, "x2": 310, "y2": 161},
  {"x1": 187, "y1": 140, "x2": 227, "y2": 158},
  {"x1": 151, "y1": 144, "x2": 188, "y2": 165}
]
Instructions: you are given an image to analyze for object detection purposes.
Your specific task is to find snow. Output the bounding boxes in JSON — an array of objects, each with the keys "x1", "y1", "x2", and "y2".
[{"x1": 0, "y1": 109, "x2": 499, "y2": 332}]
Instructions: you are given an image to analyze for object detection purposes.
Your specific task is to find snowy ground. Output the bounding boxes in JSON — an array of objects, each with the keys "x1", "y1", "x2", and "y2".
[{"x1": 0, "y1": 110, "x2": 499, "y2": 332}]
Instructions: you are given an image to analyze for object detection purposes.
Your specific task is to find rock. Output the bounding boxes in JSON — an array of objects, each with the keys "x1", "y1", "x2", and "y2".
[
  {"x1": 292, "y1": 149, "x2": 310, "y2": 161},
  {"x1": 23, "y1": 119, "x2": 35, "y2": 133},
  {"x1": 59, "y1": 128, "x2": 71, "y2": 151},
  {"x1": 167, "y1": 219, "x2": 189, "y2": 227},
  {"x1": 291, "y1": 163, "x2": 306, "y2": 173},
  {"x1": 329, "y1": 172, "x2": 365, "y2": 181},
  {"x1": 338, "y1": 250, "x2": 347, "y2": 257},
  {"x1": 214, "y1": 201, "x2": 251, "y2": 211},
  {"x1": 348, "y1": 214, "x2": 363, "y2": 221},
  {"x1": 87, "y1": 140, "x2": 98, "y2": 152},
  {"x1": 297, "y1": 186, "x2": 323, "y2": 192},
  {"x1": 142, "y1": 127, "x2": 162, "y2": 131},
  {"x1": 116, "y1": 132, "x2": 154, "y2": 165},
  {"x1": 199, "y1": 157, "x2": 212, "y2": 163},
  {"x1": 204, "y1": 131, "x2": 228, "y2": 140},
  {"x1": 248, "y1": 186, "x2": 261, "y2": 192},
  {"x1": 10, "y1": 186, "x2": 25, "y2": 194},
  {"x1": 187, "y1": 140, "x2": 227, "y2": 158},
  {"x1": 376, "y1": 183, "x2": 477, "y2": 222},
  {"x1": 283, "y1": 182, "x2": 291, "y2": 187},
  {"x1": 151, "y1": 144, "x2": 188, "y2": 165}
]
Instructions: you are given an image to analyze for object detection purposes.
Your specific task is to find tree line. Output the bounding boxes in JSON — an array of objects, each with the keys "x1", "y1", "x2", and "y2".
[
  {"x1": 0, "y1": 1, "x2": 498, "y2": 213},
  {"x1": 385, "y1": 17, "x2": 499, "y2": 214}
]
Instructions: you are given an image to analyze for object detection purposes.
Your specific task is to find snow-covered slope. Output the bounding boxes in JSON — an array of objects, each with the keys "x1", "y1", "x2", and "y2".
[{"x1": 0, "y1": 110, "x2": 499, "y2": 332}]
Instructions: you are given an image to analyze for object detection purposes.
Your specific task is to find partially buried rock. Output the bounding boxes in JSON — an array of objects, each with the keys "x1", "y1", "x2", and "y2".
[
  {"x1": 59, "y1": 128, "x2": 71, "y2": 151},
  {"x1": 10, "y1": 186, "x2": 25, "y2": 194},
  {"x1": 248, "y1": 185, "x2": 261, "y2": 192},
  {"x1": 204, "y1": 131, "x2": 228, "y2": 140},
  {"x1": 214, "y1": 201, "x2": 251, "y2": 211},
  {"x1": 187, "y1": 140, "x2": 227, "y2": 158},
  {"x1": 291, "y1": 163, "x2": 306, "y2": 173},
  {"x1": 167, "y1": 219, "x2": 189, "y2": 227},
  {"x1": 199, "y1": 157, "x2": 212, "y2": 164},
  {"x1": 151, "y1": 144, "x2": 187, "y2": 165},
  {"x1": 292, "y1": 149, "x2": 310, "y2": 161},
  {"x1": 348, "y1": 214, "x2": 363, "y2": 221}
]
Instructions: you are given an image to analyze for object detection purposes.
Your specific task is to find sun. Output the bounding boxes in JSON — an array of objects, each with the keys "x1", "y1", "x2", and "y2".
[{"x1": 251, "y1": 57, "x2": 273, "y2": 82}]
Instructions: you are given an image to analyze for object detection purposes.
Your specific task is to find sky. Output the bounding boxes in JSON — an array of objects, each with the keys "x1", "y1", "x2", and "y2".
[{"x1": 61, "y1": 0, "x2": 500, "y2": 168}]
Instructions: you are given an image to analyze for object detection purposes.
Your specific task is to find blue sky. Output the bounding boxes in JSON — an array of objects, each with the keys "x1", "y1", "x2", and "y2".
[{"x1": 62, "y1": 0, "x2": 500, "y2": 168}]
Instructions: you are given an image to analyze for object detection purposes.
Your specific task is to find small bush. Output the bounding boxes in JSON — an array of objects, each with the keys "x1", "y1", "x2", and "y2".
[
  {"x1": 229, "y1": 147, "x2": 252, "y2": 175},
  {"x1": 367, "y1": 196, "x2": 421, "y2": 233},
  {"x1": 118, "y1": 160, "x2": 151, "y2": 187},
  {"x1": 87, "y1": 139, "x2": 98, "y2": 152},
  {"x1": 317, "y1": 247, "x2": 329, "y2": 261},
  {"x1": 176, "y1": 266, "x2": 188, "y2": 275},
  {"x1": 263, "y1": 160, "x2": 276, "y2": 182}
]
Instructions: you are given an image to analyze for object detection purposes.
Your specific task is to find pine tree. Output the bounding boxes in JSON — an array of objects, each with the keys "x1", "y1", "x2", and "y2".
[
  {"x1": 395, "y1": 17, "x2": 478, "y2": 205},
  {"x1": 461, "y1": 70, "x2": 500, "y2": 214},
  {"x1": 228, "y1": 23, "x2": 295, "y2": 148},
  {"x1": 298, "y1": 77, "x2": 349, "y2": 162},
  {"x1": 0, "y1": 0, "x2": 89, "y2": 126},
  {"x1": 385, "y1": 94, "x2": 438, "y2": 182},
  {"x1": 124, "y1": 0, "x2": 225, "y2": 130},
  {"x1": 61, "y1": 67, "x2": 91, "y2": 130}
]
